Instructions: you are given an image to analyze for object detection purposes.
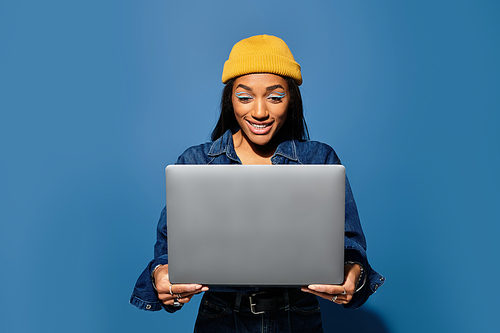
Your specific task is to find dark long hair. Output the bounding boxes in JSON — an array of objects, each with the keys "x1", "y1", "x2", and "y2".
[{"x1": 210, "y1": 77, "x2": 309, "y2": 141}]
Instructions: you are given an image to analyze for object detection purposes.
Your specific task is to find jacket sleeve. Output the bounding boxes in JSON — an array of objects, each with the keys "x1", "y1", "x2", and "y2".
[
  {"x1": 326, "y1": 149, "x2": 385, "y2": 309},
  {"x1": 129, "y1": 208, "x2": 183, "y2": 313},
  {"x1": 130, "y1": 148, "x2": 200, "y2": 313},
  {"x1": 154, "y1": 206, "x2": 168, "y2": 259}
]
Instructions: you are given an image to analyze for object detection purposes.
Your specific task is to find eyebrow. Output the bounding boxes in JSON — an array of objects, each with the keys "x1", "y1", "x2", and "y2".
[
  {"x1": 235, "y1": 84, "x2": 253, "y2": 91},
  {"x1": 235, "y1": 84, "x2": 285, "y2": 92},
  {"x1": 266, "y1": 84, "x2": 285, "y2": 91}
]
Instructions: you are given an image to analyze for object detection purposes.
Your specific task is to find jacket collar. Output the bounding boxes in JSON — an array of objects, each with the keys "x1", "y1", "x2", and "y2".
[
  {"x1": 207, "y1": 129, "x2": 299, "y2": 163},
  {"x1": 273, "y1": 138, "x2": 299, "y2": 162},
  {"x1": 207, "y1": 128, "x2": 240, "y2": 162}
]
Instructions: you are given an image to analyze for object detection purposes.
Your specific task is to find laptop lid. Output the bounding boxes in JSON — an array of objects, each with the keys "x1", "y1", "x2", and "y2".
[{"x1": 166, "y1": 164, "x2": 345, "y2": 287}]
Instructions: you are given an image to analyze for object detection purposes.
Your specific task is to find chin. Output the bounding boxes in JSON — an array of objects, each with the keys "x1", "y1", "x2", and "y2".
[{"x1": 250, "y1": 137, "x2": 272, "y2": 146}]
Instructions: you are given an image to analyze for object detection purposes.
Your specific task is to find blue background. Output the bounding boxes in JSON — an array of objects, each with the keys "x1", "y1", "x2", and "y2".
[{"x1": 1, "y1": 1, "x2": 499, "y2": 332}]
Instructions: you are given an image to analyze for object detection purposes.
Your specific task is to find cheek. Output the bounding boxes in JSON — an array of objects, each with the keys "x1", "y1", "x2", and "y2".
[
  {"x1": 231, "y1": 97, "x2": 238, "y2": 113},
  {"x1": 281, "y1": 107, "x2": 289, "y2": 119},
  {"x1": 232, "y1": 104, "x2": 244, "y2": 118},
  {"x1": 231, "y1": 98, "x2": 246, "y2": 117},
  {"x1": 276, "y1": 103, "x2": 289, "y2": 121}
]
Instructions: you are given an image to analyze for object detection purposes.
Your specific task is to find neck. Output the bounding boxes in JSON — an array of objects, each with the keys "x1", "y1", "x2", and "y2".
[{"x1": 232, "y1": 130, "x2": 279, "y2": 165}]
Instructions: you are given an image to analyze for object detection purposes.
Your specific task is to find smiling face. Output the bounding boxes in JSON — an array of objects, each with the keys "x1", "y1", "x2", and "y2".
[{"x1": 232, "y1": 73, "x2": 290, "y2": 149}]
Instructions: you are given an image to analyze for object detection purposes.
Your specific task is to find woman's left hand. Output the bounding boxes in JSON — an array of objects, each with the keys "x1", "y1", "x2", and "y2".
[{"x1": 301, "y1": 263, "x2": 361, "y2": 305}]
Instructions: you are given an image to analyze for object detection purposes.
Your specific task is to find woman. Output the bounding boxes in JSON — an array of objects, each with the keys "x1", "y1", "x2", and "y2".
[{"x1": 130, "y1": 35, "x2": 384, "y2": 332}]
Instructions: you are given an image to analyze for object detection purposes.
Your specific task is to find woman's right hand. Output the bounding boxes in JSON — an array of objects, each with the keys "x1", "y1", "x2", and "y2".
[{"x1": 153, "y1": 264, "x2": 209, "y2": 306}]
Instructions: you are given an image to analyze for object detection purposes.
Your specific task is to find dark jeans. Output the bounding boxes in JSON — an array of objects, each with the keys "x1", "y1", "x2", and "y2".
[{"x1": 194, "y1": 292, "x2": 324, "y2": 333}]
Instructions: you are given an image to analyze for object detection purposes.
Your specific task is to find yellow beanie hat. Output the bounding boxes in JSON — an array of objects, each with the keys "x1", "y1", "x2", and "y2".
[{"x1": 222, "y1": 35, "x2": 302, "y2": 86}]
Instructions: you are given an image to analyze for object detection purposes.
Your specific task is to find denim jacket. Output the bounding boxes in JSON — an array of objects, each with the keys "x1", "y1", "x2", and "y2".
[{"x1": 130, "y1": 129, "x2": 385, "y2": 312}]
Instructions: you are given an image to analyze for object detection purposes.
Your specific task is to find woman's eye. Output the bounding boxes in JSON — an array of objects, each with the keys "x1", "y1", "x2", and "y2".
[
  {"x1": 267, "y1": 92, "x2": 286, "y2": 102},
  {"x1": 235, "y1": 92, "x2": 253, "y2": 102}
]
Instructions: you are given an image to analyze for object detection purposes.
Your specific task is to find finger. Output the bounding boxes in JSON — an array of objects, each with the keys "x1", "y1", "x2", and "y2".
[
  {"x1": 300, "y1": 287, "x2": 351, "y2": 304},
  {"x1": 163, "y1": 288, "x2": 203, "y2": 300},
  {"x1": 175, "y1": 291, "x2": 199, "y2": 300},
  {"x1": 323, "y1": 293, "x2": 349, "y2": 304},
  {"x1": 300, "y1": 287, "x2": 339, "y2": 301},
  {"x1": 171, "y1": 284, "x2": 208, "y2": 294},
  {"x1": 179, "y1": 294, "x2": 195, "y2": 303},
  {"x1": 164, "y1": 298, "x2": 183, "y2": 306},
  {"x1": 306, "y1": 291, "x2": 345, "y2": 304},
  {"x1": 162, "y1": 292, "x2": 197, "y2": 306},
  {"x1": 301, "y1": 286, "x2": 331, "y2": 296},
  {"x1": 306, "y1": 284, "x2": 345, "y2": 295}
]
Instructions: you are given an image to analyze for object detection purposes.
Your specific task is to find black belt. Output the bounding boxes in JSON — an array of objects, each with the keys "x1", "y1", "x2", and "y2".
[{"x1": 209, "y1": 289, "x2": 309, "y2": 315}]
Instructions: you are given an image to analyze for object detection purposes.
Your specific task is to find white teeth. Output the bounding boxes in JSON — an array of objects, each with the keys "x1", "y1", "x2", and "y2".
[{"x1": 250, "y1": 123, "x2": 268, "y2": 129}]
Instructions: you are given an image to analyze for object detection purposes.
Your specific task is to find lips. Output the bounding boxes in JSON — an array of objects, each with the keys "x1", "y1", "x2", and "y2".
[{"x1": 246, "y1": 120, "x2": 273, "y2": 134}]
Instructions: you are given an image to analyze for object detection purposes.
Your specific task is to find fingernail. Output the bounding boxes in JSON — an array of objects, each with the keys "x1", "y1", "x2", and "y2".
[{"x1": 308, "y1": 285, "x2": 317, "y2": 290}]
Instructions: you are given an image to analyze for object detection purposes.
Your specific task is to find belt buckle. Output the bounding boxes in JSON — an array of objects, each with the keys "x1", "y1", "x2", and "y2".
[{"x1": 249, "y1": 292, "x2": 266, "y2": 315}]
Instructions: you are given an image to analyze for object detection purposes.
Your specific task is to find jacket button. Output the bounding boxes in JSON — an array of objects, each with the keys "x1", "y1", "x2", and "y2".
[{"x1": 146, "y1": 305, "x2": 152, "y2": 310}]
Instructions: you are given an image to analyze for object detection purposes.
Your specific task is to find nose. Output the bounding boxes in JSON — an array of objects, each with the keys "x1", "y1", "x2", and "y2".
[{"x1": 251, "y1": 98, "x2": 269, "y2": 120}]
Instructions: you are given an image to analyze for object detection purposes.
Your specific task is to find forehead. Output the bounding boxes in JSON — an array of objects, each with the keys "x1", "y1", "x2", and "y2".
[{"x1": 233, "y1": 73, "x2": 288, "y2": 91}]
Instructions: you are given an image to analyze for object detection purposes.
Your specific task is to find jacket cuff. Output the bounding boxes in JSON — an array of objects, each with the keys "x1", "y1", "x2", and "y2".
[
  {"x1": 130, "y1": 255, "x2": 183, "y2": 313},
  {"x1": 342, "y1": 250, "x2": 385, "y2": 309}
]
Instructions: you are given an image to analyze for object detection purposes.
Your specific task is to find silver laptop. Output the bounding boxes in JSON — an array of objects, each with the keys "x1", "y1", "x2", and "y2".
[{"x1": 166, "y1": 165, "x2": 345, "y2": 287}]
